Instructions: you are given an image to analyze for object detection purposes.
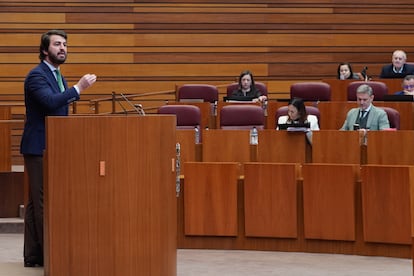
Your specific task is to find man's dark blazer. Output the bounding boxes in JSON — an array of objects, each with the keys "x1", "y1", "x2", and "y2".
[
  {"x1": 379, "y1": 63, "x2": 414, "y2": 78},
  {"x1": 20, "y1": 61, "x2": 80, "y2": 156}
]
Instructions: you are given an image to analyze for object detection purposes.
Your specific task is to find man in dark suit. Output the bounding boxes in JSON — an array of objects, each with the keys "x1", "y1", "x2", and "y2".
[
  {"x1": 21, "y1": 29, "x2": 97, "y2": 267},
  {"x1": 379, "y1": 50, "x2": 414, "y2": 78}
]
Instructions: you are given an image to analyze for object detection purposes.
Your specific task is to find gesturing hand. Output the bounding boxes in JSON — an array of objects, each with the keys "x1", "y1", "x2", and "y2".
[{"x1": 76, "y1": 74, "x2": 97, "y2": 92}]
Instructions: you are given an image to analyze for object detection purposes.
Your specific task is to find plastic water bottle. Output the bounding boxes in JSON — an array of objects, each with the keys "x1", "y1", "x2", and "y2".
[
  {"x1": 250, "y1": 127, "x2": 258, "y2": 145},
  {"x1": 194, "y1": 126, "x2": 200, "y2": 144}
]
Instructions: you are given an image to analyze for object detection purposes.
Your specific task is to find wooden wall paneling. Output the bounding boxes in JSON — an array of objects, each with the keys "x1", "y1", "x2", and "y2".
[
  {"x1": 366, "y1": 131, "x2": 414, "y2": 165},
  {"x1": 244, "y1": 163, "x2": 299, "y2": 238},
  {"x1": 302, "y1": 164, "x2": 359, "y2": 241},
  {"x1": 183, "y1": 162, "x2": 240, "y2": 236},
  {"x1": 361, "y1": 165, "x2": 413, "y2": 245}
]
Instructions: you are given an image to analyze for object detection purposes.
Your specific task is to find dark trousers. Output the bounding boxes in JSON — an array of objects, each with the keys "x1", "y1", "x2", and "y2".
[{"x1": 23, "y1": 155, "x2": 44, "y2": 264}]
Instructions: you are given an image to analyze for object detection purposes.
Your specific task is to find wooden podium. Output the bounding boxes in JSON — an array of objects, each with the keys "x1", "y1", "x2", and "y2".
[{"x1": 44, "y1": 115, "x2": 177, "y2": 276}]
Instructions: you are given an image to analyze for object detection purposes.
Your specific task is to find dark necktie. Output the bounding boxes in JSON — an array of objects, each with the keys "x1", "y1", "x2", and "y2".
[
  {"x1": 359, "y1": 110, "x2": 368, "y2": 128},
  {"x1": 55, "y1": 69, "x2": 65, "y2": 93}
]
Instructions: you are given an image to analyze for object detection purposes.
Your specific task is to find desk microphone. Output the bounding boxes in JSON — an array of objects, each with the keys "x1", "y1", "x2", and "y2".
[
  {"x1": 114, "y1": 92, "x2": 128, "y2": 115},
  {"x1": 120, "y1": 93, "x2": 145, "y2": 115},
  {"x1": 361, "y1": 66, "x2": 368, "y2": 81}
]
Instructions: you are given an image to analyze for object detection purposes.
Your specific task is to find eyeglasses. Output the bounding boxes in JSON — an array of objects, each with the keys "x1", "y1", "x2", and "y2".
[{"x1": 404, "y1": 85, "x2": 414, "y2": 89}]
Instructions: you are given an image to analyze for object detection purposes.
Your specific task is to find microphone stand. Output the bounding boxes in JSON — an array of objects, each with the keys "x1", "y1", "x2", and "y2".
[{"x1": 119, "y1": 93, "x2": 145, "y2": 115}]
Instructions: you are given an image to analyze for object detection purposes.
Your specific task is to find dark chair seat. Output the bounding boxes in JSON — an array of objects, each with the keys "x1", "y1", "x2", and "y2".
[
  {"x1": 220, "y1": 105, "x2": 265, "y2": 130},
  {"x1": 347, "y1": 81, "x2": 388, "y2": 101}
]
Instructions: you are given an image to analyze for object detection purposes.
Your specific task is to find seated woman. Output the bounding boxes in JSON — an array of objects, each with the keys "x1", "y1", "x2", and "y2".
[
  {"x1": 337, "y1": 62, "x2": 363, "y2": 80},
  {"x1": 231, "y1": 70, "x2": 267, "y2": 102},
  {"x1": 277, "y1": 98, "x2": 319, "y2": 130},
  {"x1": 394, "y1": 74, "x2": 414, "y2": 95}
]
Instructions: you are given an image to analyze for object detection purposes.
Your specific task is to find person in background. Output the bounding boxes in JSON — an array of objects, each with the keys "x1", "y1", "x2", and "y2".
[
  {"x1": 394, "y1": 74, "x2": 414, "y2": 95},
  {"x1": 20, "y1": 29, "x2": 97, "y2": 268},
  {"x1": 379, "y1": 50, "x2": 414, "y2": 78},
  {"x1": 277, "y1": 97, "x2": 319, "y2": 130},
  {"x1": 340, "y1": 84, "x2": 389, "y2": 130},
  {"x1": 337, "y1": 62, "x2": 362, "y2": 80},
  {"x1": 231, "y1": 70, "x2": 267, "y2": 102},
  {"x1": 277, "y1": 97, "x2": 319, "y2": 144}
]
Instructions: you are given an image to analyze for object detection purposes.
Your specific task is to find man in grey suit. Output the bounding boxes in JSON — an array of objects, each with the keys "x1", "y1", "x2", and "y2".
[{"x1": 340, "y1": 84, "x2": 390, "y2": 130}]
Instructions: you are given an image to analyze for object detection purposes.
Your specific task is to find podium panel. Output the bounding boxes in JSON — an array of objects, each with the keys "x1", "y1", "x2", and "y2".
[
  {"x1": 45, "y1": 116, "x2": 177, "y2": 276},
  {"x1": 244, "y1": 163, "x2": 299, "y2": 238},
  {"x1": 183, "y1": 162, "x2": 239, "y2": 236},
  {"x1": 361, "y1": 165, "x2": 413, "y2": 245},
  {"x1": 302, "y1": 164, "x2": 358, "y2": 241}
]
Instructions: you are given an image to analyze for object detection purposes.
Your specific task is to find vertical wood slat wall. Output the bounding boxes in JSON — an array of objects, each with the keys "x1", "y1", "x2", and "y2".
[{"x1": 1, "y1": 1, "x2": 414, "y2": 105}]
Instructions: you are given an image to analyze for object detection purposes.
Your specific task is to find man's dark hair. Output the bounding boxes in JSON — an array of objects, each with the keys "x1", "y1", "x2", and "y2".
[{"x1": 39, "y1": 29, "x2": 67, "y2": 60}]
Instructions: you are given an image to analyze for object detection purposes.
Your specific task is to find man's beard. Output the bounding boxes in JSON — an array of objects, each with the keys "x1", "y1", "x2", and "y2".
[{"x1": 48, "y1": 51, "x2": 66, "y2": 65}]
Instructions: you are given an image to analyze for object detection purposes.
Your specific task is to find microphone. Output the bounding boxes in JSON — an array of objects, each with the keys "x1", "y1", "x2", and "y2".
[
  {"x1": 361, "y1": 66, "x2": 368, "y2": 81},
  {"x1": 113, "y1": 92, "x2": 128, "y2": 115},
  {"x1": 120, "y1": 93, "x2": 145, "y2": 115}
]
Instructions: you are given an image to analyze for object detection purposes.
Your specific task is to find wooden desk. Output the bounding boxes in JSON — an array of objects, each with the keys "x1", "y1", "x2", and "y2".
[
  {"x1": 183, "y1": 162, "x2": 240, "y2": 236},
  {"x1": 302, "y1": 164, "x2": 359, "y2": 241},
  {"x1": 244, "y1": 163, "x2": 299, "y2": 238},
  {"x1": 361, "y1": 165, "x2": 413, "y2": 245},
  {"x1": 202, "y1": 129, "x2": 251, "y2": 162},
  {"x1": 317, "y1": 101, "x2": 355, "y2": 130},
  {"x1": 257, "y1": 130, "x2": 310, "y2": 163},
  {"x1": 177, "y1": 129, "x2": 412, "y2": 259},
  {"x1": 366, "y1": 130, "x2": 414, "y2": 165},
  {"x1": 312, "y1": 130, "x2": 363, "y2": 164}
]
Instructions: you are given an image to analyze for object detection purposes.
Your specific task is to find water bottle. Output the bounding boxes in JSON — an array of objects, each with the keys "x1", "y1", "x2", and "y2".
[
  {"x1": 250, "y1": 127, "x2": 258, "y2": 145},
  {"x1": 194, "y1": 126, "x2": 200, "y2": 144}
]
